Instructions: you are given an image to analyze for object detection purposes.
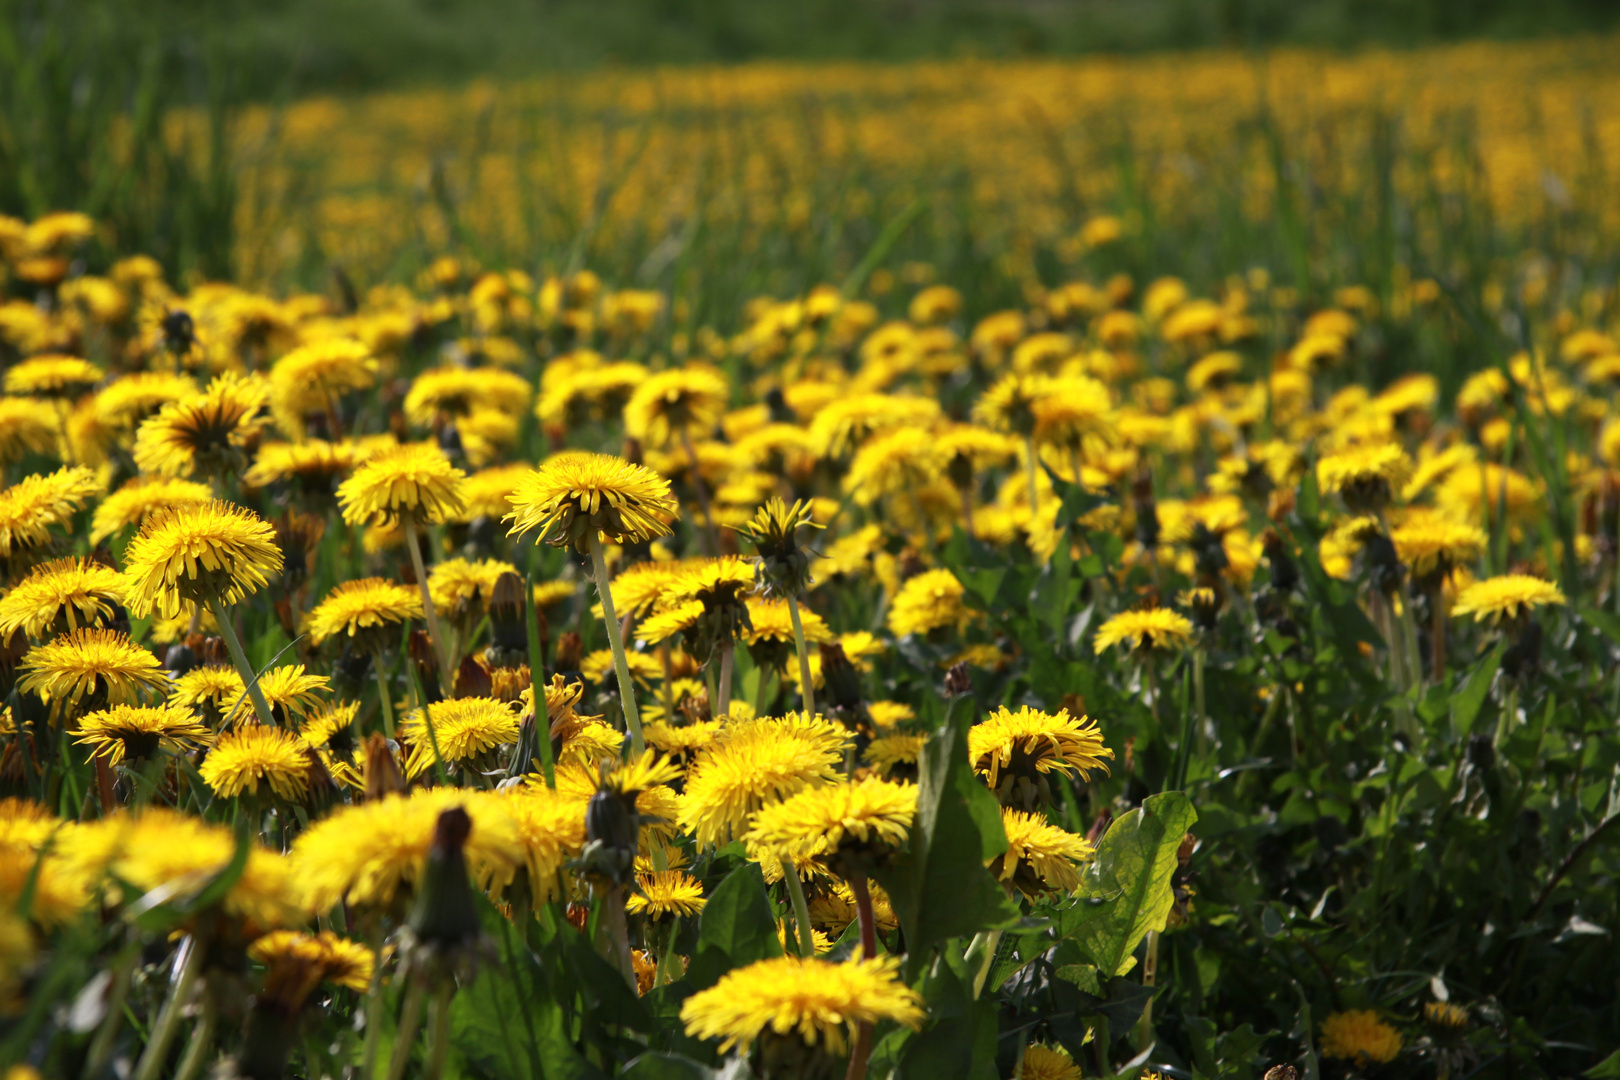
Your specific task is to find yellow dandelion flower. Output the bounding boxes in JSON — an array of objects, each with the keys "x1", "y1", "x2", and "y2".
[
  {"x1": 242, "y1": 439, "x2": 361, "y2": 491},
  {"x1": 1093, "y1": 608, "x2": 1194, "y2": 655},
  {"x1": 132, "y1": 372, "x2": 270, "y2": 478},
  {"x1": 0, "y1": 466, "x2": 101, "y2": 555},
  {"x1": 337, "y1": 442, "x2": 466, "y2": 527},
  {"x1": 745, "y1": 777, "x2": 917, "y2": 874},
  {"x1": 625, "y1": 870, "x2": 707, "y2": 920},
  {"x1": 291, "y1": 787, "x2": 523, "y2": 915},
  {"x1": 680, "y1": 954, "x2": 925, "y2": 1055},
  {"x1": 119, "y1": 500, "x2": 283, "y2": 619},
  {"x1": 969, "y1": 706, "x2": 1113, "y2": 795},
  {"x1": 497, "y1": 785, "x2": 586, "y2": 903},
  {"x1": 992, "y1": 808, "x2": 1095, "y2": 897},
  {"x1": 887, "y1": 569, "x2": 970, "y2": 637},
  {"x1": 403, "y1": 364, "x2": 533, "y2": 426},
  {"x1": 88, "y1": 476, "x2": 214, "y2": 545},
  {"x1": 1390, "y1": 515, "x2": 1486, "y2": 582},
  {"x1": 3, "y1": 354, "x2": 103, "y2": 398},
  {"x1": 248, "y1": 930, "x2": 375, "y2": 992},
  {"x1": 268, "y1": 337, "x2": 377, "y2": 434},
  {"x1": 843, "y1": 426, "x2": 948, "y2": 507},
  {"x1": 228, "y1": 665, "x2": 329, "y2": 726},
  {"x1": 305, "y1": 577, "x2": 422, "y2": 648},
  {"x1": 505, "y1": 452, "x2": 678, "y2": 552},
  {"x1": 1423, "y1": 1002, "x2": 1467, "y2": 1029},
  {"x1": 679, "y1": 713, "x2": 850, "y2": 847},
  {"x1": 428, "y1": 557, "x2": 516, "y2": 614},
  {"x1": 1451, "y1": 574, "x2": 1565, "y2": 624},
  {"x1": 0, "y1": 557, "x2": 125, "y2": 642},
  {"x1": 1020, "y1": 1044, "x2": 1084, "y2": 1080},
  {"x1": 168, "y1": 666, "x2": 245, "y2": 714},
  {"x1": 93, "y1": 372, "x2": 198, "y2": 435},
  {"x1": 18, "y1": 629, "x2": 168, "y2": 707},
  {"x1": 1316, "y1": 442, "x2": 1413, "y2": 511},
  {"x1": 74, "y1": 705, "x2": 211, "y2": 765},
  {"x1": 864, "y1": 733, "x2": 927, "y2": 778},
  {"x1": 0, "y1": 396, "x2": 57, "y2": 464},
  {"x1": 1320, "y1": 1009, "x2": 1402, "y2": 1065},
  {"x1": 623, "y1": 365, "x2": 730, "y2": 448},
  {"x1": 401, "y1": 697, "x2": 521, "y2": 778},
  {"x1": 974, "y1": 374, "x2": 1051, "y2": 438},
  {"x1": 809, "y1": 394, "x2": 941, "y2": 459},
  {"x1": 644, "y1": 719, "x2": 723, "y2": 760},
  {"x1": 200, "y1": 726, "x2": 312, "y2": 800}
]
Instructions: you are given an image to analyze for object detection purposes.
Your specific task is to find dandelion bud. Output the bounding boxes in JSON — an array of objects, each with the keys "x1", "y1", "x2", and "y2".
[
  {"x1": 164, "y1": 642, "x2": 199, "y2": 677},
  {"x1": 581, "y1": 785, "x2": 639, "y2": 887},
  {"x1": 1263, "y1": 1066, "x2": 1299, "y2": 1080},
  {"x1": 483, "y1": 572, "x2": 528, "y2": 670},
  {"x1": 361, "y1": 732, "x2": 405, "y2": 800},
  {"x1": 408, "y1": 630, "x2": 443, "y2": 704},
  {"x1": 944, "y1": 661, "x2": 972, "y2": 698},
  {"x1": 407, "y1": 807, "x2": 482, "y2": 951}
]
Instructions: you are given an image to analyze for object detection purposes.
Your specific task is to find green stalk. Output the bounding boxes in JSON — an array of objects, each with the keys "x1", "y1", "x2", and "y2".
[
  {"x1": 171, "y1": 994, "x2": 217, "y2": 1080},
  {"x1": 526, "y1": 573, "x2": 555, "y2": 788},
  {"x1": 360, "y1": 927, "x2": 387, "y2": 1080},
  {"x1": 787, "y1": 594, "x2": 817, "y2": 718},
  {"x1": 132, "y1": 934, "x2": 205, "y2": 1080},
  {"x1": 385, "y1": 977, "x2": 428, "y2": 1080},
  {"x1": 84, "y1": 944, "x2": 140, "y2": 1079},
  {"x1": 372, "y1": 649, "x2": 397, "y2": 740},
  {"x1": 1134, "y1": 929, "x2": 1160, "y2": 1049},
  {"x1": 401, "y1": 513, "x2": 452, "y2": 682},
  {"x1": 588, "y1": 533, "x2": 645, "y2": 754},
  {"x1": 425, "y1": 980, "x2": 455, "y2": 1080},
  {"x1": 717, "y1": 640, "x2": 734, "y2": 718},
  {"x1": 781, "y1": 857, "x2": 816, "y2": 958},
  {"x1": 209, "y1": 599, "x2": 274, "y2": 726}
]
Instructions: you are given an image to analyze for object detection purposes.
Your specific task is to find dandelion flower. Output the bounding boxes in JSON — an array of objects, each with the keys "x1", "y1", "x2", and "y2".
[
  {"x1": 505, "y1": 452, "x2": 678, "y2": 553},
  {"x1": 680, "y1": 954, "x2": 925, "y2": 1056},
  {"x1": 200, "y1": 726, "x2": 312, "y2": 800},
  {"x1": 401, "y1": 697, "x2": 521, "y2": 778},
  {"x1": 1390, "y1": 516, "x2": 1486, "y2": 583},
  {"x1": 243, "y1": 439, "x2": 361, "y2": 493},
  {"x1": 228, "y1": 665, "x2": 329, "y2": 726},
  {"x1": 498, "y1": 785, "x2": 586, "y2": 903},
  {"x1": 0, "y1": 396, "x2": 58, "y2": 464},
  {"x1": 168, "y1": 666, "x2": 245, "y2": 715},
  {"x1": 623, "y1": 365, "x2": 729, "y2": 448},
  {"x1": 969, "y1": 706, "x2": 1112, "y2": 807},
  {"x1": 18, "y1": 629, "x2": 168, "y2": 707},
  {"x1": 1451, "y1": 574, "x2": 1565, "y2": 624},
  {"x1": 1316, "y1": 443, "x2": 1412, "y2": 512},
  {"x1": 626, "y1": 871, "x2": 707, "y2": 920},
  {"x1": 864, "y1": 733, "x2": 927, "y2": 779},
  {"x1": 991, "y1": 808, "x2": 1094, "y2": 897},
  {"x1": 89, "y1": 476, "x2": 214, "y2": 545},
  {"x1": 4, "y1": 354, "x2": 103, "y2": 399},
  {"x1": 337, "y1": 442, "x2": 465, "y2": 527},
  {"x1": 1092, "y1": 608, "x2": 1194, "y2": 655},
  {"x1": 680, "y1": 713, "x2": 849, "y2": 847},
  {"x1": 843, "y1": 426, "x2": 947, "y2": 507},
  {"x1": 746, "y1": 777, "x2": 916, "y2": 877},
  {"x1": 133, "y1": 372, "x2": 270, "y2": 478},
  {"x1": 119, "y1": 500, "x2": 283, "y2": 619},
  {"x1": 269, "y1": 337, "x2": 377, "y2": 434},
  {"x1": 887, "y1": 569, "x2": 970, "y2": 637},
  {"x1": 249, "y1": 930, "x2": 375, "y2": 992},
  {"x1": 74, "y1": 705, "x2": 212, "y2": 765},
  {"x1": 0, "y1": 557, "x2": 126, "y2": 642},
  {"x1": 1320, "y1": 1009, "x2": 1402, "y2": 1065},
  {"x1": 1020, "y1": 1045, "x2": 1084, "y2": 1080},
  {"x1": 93, "y1": 371, "x2": 198, "y2": 434},
  {"x1": 0, "y1": 466, "x2": 101, "y2": 555},
  {"x1": 305, "y1": 577, "x2": 422, "y2": 649}
]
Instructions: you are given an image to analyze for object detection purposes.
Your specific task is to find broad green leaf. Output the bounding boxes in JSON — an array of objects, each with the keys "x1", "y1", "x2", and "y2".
[
  {"x1": 1585, "y1": 1049, "x2": 1620, "y2": 1078},
  {"x1": 895, "y1": 952, "x2": 999, "y2": 1080},
  {"x1": 687, "y1": 862, "x2": 781, "y2": 989},
  {"x1": 1074, "y1": 791, "x2": 1197, "y2": 977},
  {"x1": 876, "y1": 702, "x2": 1020, "y2": 961},
  {"x1": 452, "y1": 945, "x2": 595, "y2": 1080},
  {"x1": 1451, "y1": 640, "x2": 1504, "y2": 737}
]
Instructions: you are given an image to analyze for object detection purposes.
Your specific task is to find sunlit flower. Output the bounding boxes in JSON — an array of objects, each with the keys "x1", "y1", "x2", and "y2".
[
  {"x1": 1092, "y1": 608, "x2": 1194, "y2": 655},
  {"x1": 0, "y1": 557, "x2": 125, "y2": 642},
  {"x1": 991, "y1": 808, "x2": 1094, "y2": 897},
  {"x1": 305, "y1": 577, "x2": 422, "y2": 648},
  {"x1": 18, "y1": 629, "x2": 168, "y2": 708},
  {"x1": 133, "y1": 372, "x2": 270, "y2": 478},
  {"x1": 745, "y1": 777, "x2": 916, "y2": 877},
  {"x1": 505, "y1": 452, "x2": 678, "y2": 552},
  {"x1": 624, "y1": 365, "x2": 730, "y2": 448},
  {"x1": 1451, "y1": 574, "x2": 1565, "y2": 624},
  {"x1": 401, "y1": 697, "x2": 521, "y2": 778},
  {"x1": 74, "y1": 705, "x2": 212, "y2": 765},
  {"x1": 1020, "y1": 1044, "x2": 1084, "y2": 1080},
  {"x1": 969, "y1": 706, "x2": 1112, "y2": 807},
  {"x1": 679, "y1": 713, "x2": 849, "y2": 847},
  {"x1": 0, "y1": 466, "x2": 101, "y2": 555},
  {"x1": 337, "y1": 442, "x2": 465, "y2": 526},
  {"x1": 88, "y1": 476, "x2": 214, "y2": 545},
  {"x1": 4, "y1": 354, "x2": 103, "y2": 399},
  {"x1": 200, "y1": 725, "x2": 313, "y2": 800},
  {"x1": 119, "y1": 500, "x2": 283, "y2": 618},
  {"x1": 887, "y1": 569, "x2": 970, "y2": 637},
  {"x1": 248, "y1": 930, "x2": 375, "y2": 992},
  {"x1": 625, "y1": 870, "x2": 707, "y2": 921},
  {"x1": 1316, "y1": 442, "x2": 1412, "y2": 512},
  {"x1": 1390, "y1": 515, "x2": 1486, "y2": 583}
]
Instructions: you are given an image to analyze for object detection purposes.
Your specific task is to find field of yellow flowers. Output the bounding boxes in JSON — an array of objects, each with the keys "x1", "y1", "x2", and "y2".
[{"x1": 0, "y1": 32, "x2": 1617, "y2": 1080}]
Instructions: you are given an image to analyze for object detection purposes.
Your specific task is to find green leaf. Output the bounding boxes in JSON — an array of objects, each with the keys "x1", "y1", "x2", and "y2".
[
  {"x1": 876, "y1": 701, "x2": 1020, "y2": 961},
  {"x1": 1585, "y1": 1049, "x2": 1620, "y2": 1079},
  {"x1": 452, "y1": 945, "x2": 596, "y2": 1080},
  {"x1": 620, "y1": 1052, "x2": 720, "y2": 1080},
  {"x1": 1074, "y1": 791, "x2": 1197, "y2": 977},
  {"x1": 895, "y1": 952, "x2": 999, "y2": 1080},
  {"x1": 687, "y1": 862, "x2": 782, "y2": 989},
  {"x1": 1451, "y1": 640, "x2": 1504, "y2": 737},
  {"x1": 1054, "y1": 962, "x2": 1102, "y2": 995}
]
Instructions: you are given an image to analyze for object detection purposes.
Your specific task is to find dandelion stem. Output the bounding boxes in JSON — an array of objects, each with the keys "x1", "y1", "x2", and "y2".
[
  {"x1": 372, "y1": 649, "x2": 397, "y2": 740},
  {"x1": 210, "y1": 600, "x2": 275, "y2": 727},
  {"x1": 425, "y1": 979, "x2": 455, "y2": 1080},
  {"x1": 782, "y1": 857, "x2": 816, "y2": 957},
  {"x1": 588, "y1": 532, "x2": 645, "y2": 754},
  {"x1": 132, "y1": 934, "x2": 204, "y2": 1080},
  {"x1": 786, "y1": 595, "x2": 817, "y2": 718},
  {"x1": 85, "y1": 943, "x2": 139, "y2": 1079},
  {"x1": 717, "y1": 640, "x2": 734, "y2": 718},
  {"x1": 846, "y1": 874, "x2": 880, "y2": 1080},
  {"x1": 385, "y1": 976, "x2": 428, "y2": 1080},
  {"x1": 401, "y1": 513, "x2": 452, "y2": 682},
  {"x1": 1134, "y1": 929, "x2": 1160, "y2": 1050},
  {"x1": 601, "y1": 884, "x2": 637, "y2": 990},
  {"x1": 172, "y1": 992, "x2": 217, "y2": 1080},
  {"x1": 360, "y1": 926, "x2": 387, "y2": 1080}
]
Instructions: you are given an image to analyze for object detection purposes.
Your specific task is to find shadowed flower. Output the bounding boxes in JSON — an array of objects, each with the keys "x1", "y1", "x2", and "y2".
[
  {"x1": 74, "y1": 705, "x2": 212, "y2": 765},
  {"x1": 1019, "y1": 1045, "x2": 1084, "y2": 1080},
  {"x1": 991, "y1": 808, "x2": 1094, "y2": 897},
  {"x1": 1320, "y1": 1009, "x2": 1402, "y2": 1065}
]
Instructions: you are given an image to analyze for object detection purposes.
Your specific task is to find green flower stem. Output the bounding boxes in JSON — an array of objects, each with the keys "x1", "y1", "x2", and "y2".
[
  {"x1": 526, "y1": 573, "x2": 556, "y2": 789},
  {"x1": 1024, "y1": 435, "x2": 1041, "y2": 516},
  {"x1": 132, "y1": 934, "x2": 205, "y2": 1080},
  {"x1": 717, "y1": 640, "x2": 735, "y2": 718},
  {"x1": 601, "y1": 884, "x2": 637, "y2": 990},
  {"x1": 781, "y1": 857, "x2": 816, "y2": 958},
  {"x1": 845, "y1": 875, "x2": 880, "y2": 1080},
  {"x1": 372, "y1": 649, "x2": 397, "y2": 740},
  {"x1": 385, "y1": 976, "x2": 428, "y2": 1080},
  {"x1": 588, "y1": 532, "x2": 645, "y2": 754},
  {"x1": 425, "y1": 980, "x2": 455, "y2": 1080},
  {"x1": 1495, "y1": 681, "x2": 1520, "y2": 748},
  {"x1": 787, "y1": 594, "x2": 817, "y2": 719},
  {"x1": 84, "y1": 943, "x2": 139, "y2": 1079},
  {"x1": 359, "y1": 927, "x2": 387, "y2": 1080},
  {"x1": 210, "y1": 599, "x2": 274, "y2": 726},
  {"x1": 401, "y1": 513, "x2": 452, "y2": 683},
  {"x1": 172, "y1": 992, "x2": 217, "y2": 1080}
]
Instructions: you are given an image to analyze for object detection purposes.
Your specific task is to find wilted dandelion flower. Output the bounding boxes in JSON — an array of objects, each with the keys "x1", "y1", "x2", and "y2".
[
  {"x1": 886, "y1": 569, "x2": 970, "y2": 637},
  {"x1": 1320, "y1": 1009, "x2": 1402, "y2": 1065},
  {"x1": 200, "y1": 726, "x2": 312, "y2": 800},
  {"x1": 74, "y1": 705, "x2": 211, "y2": 765},
  {"x1": 337, "y1": 442, "x2": 466, "y2": 526},
  {"x1": 991, "y1": 808, "x2": 1095, "y2": 897},
  {"x1": 624, "y1": 365, "x2": 729, "y2": 448},
  {"x1": 0, "y1": 557, "x2": 125, "y2": 642},
  {"x1": 1451, "y1": 574, "x2": 1565, "y2": 624},
  {"x1": 305, "y1": 578, "x2": 422, "y2": 648},
  {"x1": 679, "y1": 713, "x2": 849, "y2": 847},
  {"x1": 746, "y1": 777, "x2": 916, "y2": 878},
  {"x1": 119, "y1": 500, "x2": 283, "y2": 619},
  {"x1": 969, "y1": 706, "x2": 1112, "y2": 808},
  {"x1": 89, "y1": 476, "x2": 214, "y2": 545},
  {"x1": 505, "y1": 452, "x2": 678, "y2": 553},
  {"x1": 18, "y1": 629, "x2": 168, "y2": 708},
  {"x1": 680, "y1": 954, "x2": 925, "y2": 1055},
  {"x1": 1092, "y1": 608, "x2": 1194, "y2": 655},
  {"x1": 132, "y1": 372, "x2": 270, "y2": 478},
  {"x1": 248, "y1": 930, "x2": 375, "y2": 992},
  {"x1": 0, "y1": 466, "x2": 101, "y2": 555},
  {"x1": 625, "y1": 870, "x2": 707, "y2": 921}
]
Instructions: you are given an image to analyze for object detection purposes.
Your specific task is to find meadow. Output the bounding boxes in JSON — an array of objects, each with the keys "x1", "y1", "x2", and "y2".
[{"x1": 0, "y1": 26, "x2": 1617, "y2": 1080}]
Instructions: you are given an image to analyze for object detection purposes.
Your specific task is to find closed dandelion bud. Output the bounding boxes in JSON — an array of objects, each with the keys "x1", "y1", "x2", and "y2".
[
  {"x1": 165, "y1": 642, "x2": 198, "y2": 677},
  {"x1": 1359, "y1": 531, "x2": 1403, "y2": 596},
  {"x1": 1132, "y1": 468, "x2": 1160, "y2": 548},
  {"x1": 361, "y1": 732, "x2": 405, "y2": 800},
  {"x1": 329, "y1": 643, "x2": 373, "y2": 703},
  {"x1": 408, "y1": 629, "x2": 443, "y2": 704},
  {"x1": 1188, "y1": 522, "x2": 1229, "y2": 578},
  {"x1": 1261, "y1": 529, "x2": 1298, "y2": 592},
  {"x1": 554, "y1": 632, "x2": 582, "y2": 677},
  {"x1": 582, "y1": 785, "x2": 639, "y2": 887},
  {"x1": 483, "y1": 571, "x2": 528, "y2": 669},
  {"x1": 1262, "y1": 1066, "x2": 1298, "y2": 1080},
  {"x1": 820, "y1": 643, "x2": 863, "y2": 712},
  {"x1": 407, "y1": 807, "x2": 482, "y2": 951},
  {"x1": 944, "y1": 661, "x2": 972, "y2": 698}
]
